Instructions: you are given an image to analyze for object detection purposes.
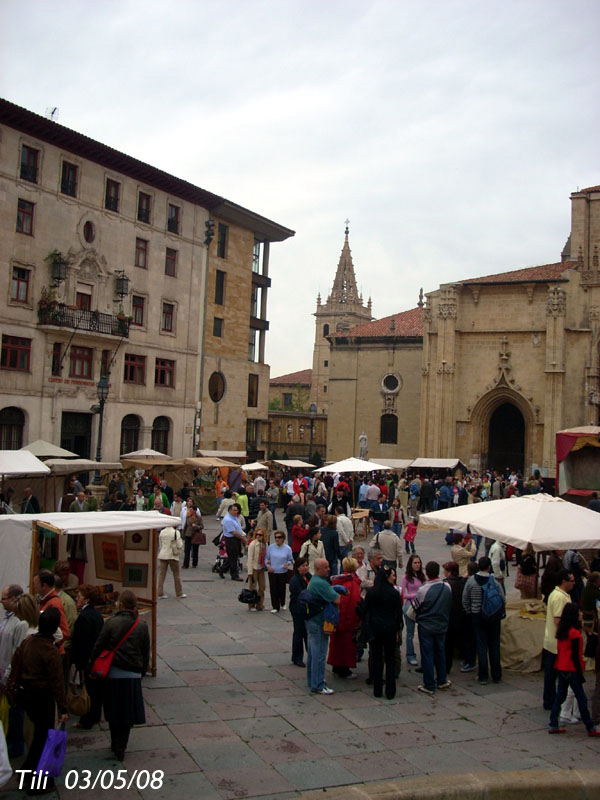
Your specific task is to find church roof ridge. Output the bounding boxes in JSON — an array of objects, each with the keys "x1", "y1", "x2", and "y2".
[
  {"x1": 270, "y1": 368, "x2": 312, "y2": 385},
  {"x1": 460, "y1": 261, "x2": 576, "y2": 285},
  {"x1": 333, "y1": 307, "x2": 424, "y2": 339}
]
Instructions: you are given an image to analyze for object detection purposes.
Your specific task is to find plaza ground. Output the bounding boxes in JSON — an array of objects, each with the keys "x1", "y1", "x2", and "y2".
[{"x1": 2, "y1": 514, "x2": 599, "y2": 799}]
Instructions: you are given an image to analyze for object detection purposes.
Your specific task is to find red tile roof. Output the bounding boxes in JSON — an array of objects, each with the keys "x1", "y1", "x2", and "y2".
[
  {"x1": 579, "y1": 185, "x2": 600, "y2": 193},
  {"x1": 335, "y1": 307, "x2": 424, "y2": 339},
  {"x1": 460, "y1": 261, "x2": 576, "y2": 285},
  {"x1": 270, "y1": 368, "x2": 312, "y2": 385}
]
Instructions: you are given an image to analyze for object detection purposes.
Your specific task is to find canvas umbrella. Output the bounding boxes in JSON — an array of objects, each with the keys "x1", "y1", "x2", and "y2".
[
  {"x1": 313, "y1": 457, "x2": 390, "y2": 473},
  {"x1": 419, "y1": 493, "x2": 600, "y2": 552},
  {"x1": 21, "y1": 440, "x2": 79, "y2": 459}
]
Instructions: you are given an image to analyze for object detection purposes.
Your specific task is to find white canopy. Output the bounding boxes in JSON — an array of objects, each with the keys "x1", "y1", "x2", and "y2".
[
  {"x1": 419, "y1": 493, "x2": 600, "y2": 552},
  {"x1": 0, "y1": 511, "x2": 180, "y2": 590},
  {"x1": 410, "y1": 458, "x2": 467, "y2": 470},
  {"x1": 21, "y1": 440, "x2": 79, "y2": 459},
  {"x1": 370, "y1": 458, "x2": 413, "y2": 469},
  {"x1": 45, "y1": 458, "x2": 123, "y2": 475},
  {"x1": 120, "y1": 448, "x2": 172, "y2": 460},
  {"x1": 0, "y1": 450, "x2": 51, "y2": 477},
  {"x1": 274, "y1": 460, "x2": 316, "y2": 469},
  {"x1": 313, "y1": 457, "x2": 389, "y2": 473},
  {"x1": 198, "y1": 450, "x2": 246, "y2": 460},
  {"x1": 240, "y1": 462, "x2": 269, "y2": 471}
]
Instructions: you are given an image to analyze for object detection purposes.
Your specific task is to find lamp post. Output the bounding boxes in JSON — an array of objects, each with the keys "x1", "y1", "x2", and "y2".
[
  {"x1": 308, "y1": 402, "x2": 317, "y2": 461},
  {"x1": 94, "y1": 374, "x2": 109, "y2": 485}
]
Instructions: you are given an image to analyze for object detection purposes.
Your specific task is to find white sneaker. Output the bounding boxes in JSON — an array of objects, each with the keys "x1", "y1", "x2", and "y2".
[
  {"x1": 317, "y1": 686, "x2": 334, "y2": 695},
  {"x1": 249, "y1": 608, "x2": 258, "y2": 612},
  {"x1": 159, "y1": 594, "x2": 169, "y2": 599},
  {"x1": 560, "y1": 716, "x2": 580, "y2": 725},
  {"x1": 270, "y1": 608, "x2": 279, "y2": 613},
  {"x1": 281, "y1": 605, "x2": 287, "y2": 611},
  {"x1": 177, "y1": 594, "x2": 187, "y2": 599}
]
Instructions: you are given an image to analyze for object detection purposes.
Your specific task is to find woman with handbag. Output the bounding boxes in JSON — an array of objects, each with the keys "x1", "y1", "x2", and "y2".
[
  {"x1": 157, "y1": 525, "x2": 186, "y2": 599},
  {"x1": 7, "y1": 607, "x2": 68, "y2": 795},
  {"x1": 182, "y1": 506, "x2": 205, "y2": 569},
  {"x1": 364, "y1": 566, "x2": 403, "y2": 699},
  {"x1": 89, "y1": 590, "x2": 149, "y2": 761},
  {"x1": 246, "y1": 528, "x2": 267, "y2": 611},
  {"x1": 299, "y1": 528, "x2": 325, "y2": 574},
  {"x1": 70, "y1": 585, "x2": 104, "y2": 729}
]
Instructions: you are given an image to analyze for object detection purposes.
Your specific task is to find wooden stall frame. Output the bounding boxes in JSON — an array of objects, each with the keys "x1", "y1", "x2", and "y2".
[{"x1": 30, "y1": 520, "x2": 158, "y2": 677}]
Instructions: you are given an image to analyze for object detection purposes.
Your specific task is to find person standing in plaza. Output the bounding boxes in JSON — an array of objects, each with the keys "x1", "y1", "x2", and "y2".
[
  {"x1": 412, "y1": 561, "x2": 453, "y2": 696},
  {"x1": 246, "y1": 528, "x2": 267, "y2": 611},
  {"x1": 182, "y1": 505, "x2": 204, "y2": 569},
  {"x1": 299, "y1": 528, "x2": 325, "y2": 573},
  {"x1": 157, "y1": 525, "x2": 186, "y2": 599},
  {"x1": 221, "y1": 503, "x2": 246, "y2": 581},
  {"x1": 265, "y1": 532, "x2": 293, "y2": 612},
  {"x1": 369, "y1": 493, "x2": 389, "y2": 535},
  {"x1": 369, "y1": 520, "x2": 403, "y2": 571},
  {"x1": 542, "y1": 569, "x2": 575, "y2": 709},
  {"x1": 462, "y1": 556, "x2": 505, "y2": 685},
  {"x1": 305, "y1": 558, "x2": 340, "y2": 695},
  {"x1": 364, "y1": 566, "x2": 403, "y2": 699},
  {"x1": 327, "y1": 557, "x2": 362, "y2": 679},
  {"x1": 400, "y1": 555, "x2": 425, "y2": 667},
  {"x1": 289, "y1": 557, "x2": 311, "y2": 666}
]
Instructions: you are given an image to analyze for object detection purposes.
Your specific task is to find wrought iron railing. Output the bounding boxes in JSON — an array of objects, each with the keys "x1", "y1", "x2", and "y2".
[{"x1": 38, "y1": 303, "x2": 130, "y2": 337}]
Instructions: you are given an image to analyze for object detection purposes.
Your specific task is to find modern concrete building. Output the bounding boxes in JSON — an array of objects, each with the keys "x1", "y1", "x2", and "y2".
[{"x1": 0, "y1": 98, "x2": 293, "y2": 460}]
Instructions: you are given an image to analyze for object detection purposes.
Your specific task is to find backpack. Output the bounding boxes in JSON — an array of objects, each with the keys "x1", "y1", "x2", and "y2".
[
  {"x1": 297, "y1": 589, "x2": 325, "y2": 620},
  {"x1": 520, "y1": 554, "x2": 536, "y2": 576},
  {"x1": 480, "y1": 575, "x2": 505, "y2": 620}
]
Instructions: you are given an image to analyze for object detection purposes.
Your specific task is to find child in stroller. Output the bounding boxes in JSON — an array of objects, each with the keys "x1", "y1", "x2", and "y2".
[{"x1": 212, "y1": 533, "x2": 243, "y2": 578}]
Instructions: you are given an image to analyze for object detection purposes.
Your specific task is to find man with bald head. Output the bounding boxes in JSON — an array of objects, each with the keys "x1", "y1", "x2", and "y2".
[{"x1": 306, "y1": 559, "x2": 340, "y2": 695}]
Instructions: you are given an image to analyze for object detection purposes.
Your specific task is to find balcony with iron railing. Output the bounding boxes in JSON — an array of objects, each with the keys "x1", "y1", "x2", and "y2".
[{"x1": 38, "y1": 302, "x2": 130, "y2": 337}]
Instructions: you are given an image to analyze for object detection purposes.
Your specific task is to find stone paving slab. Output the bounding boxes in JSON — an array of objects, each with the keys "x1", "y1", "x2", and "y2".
[{"x1": 274, "y1": 757, "x2": 359, "y2": 791}]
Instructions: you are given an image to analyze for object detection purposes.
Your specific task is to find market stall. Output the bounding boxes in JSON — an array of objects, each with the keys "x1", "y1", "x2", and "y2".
[
  {"x1": 556, "y1": 425, "x2": 600, "y2": 502},
  {"x1": 0, "y1": 510, "x2": 179, "y2": 676}
]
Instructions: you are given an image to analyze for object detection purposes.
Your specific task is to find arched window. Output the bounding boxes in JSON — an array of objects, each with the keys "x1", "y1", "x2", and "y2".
[
  {"x1": 120, "y1": 415, "x2": 140, "y2": 455},
  {"x1": 323, "y1": 323, "x2": 329, "y2": 337},
  {"x1": 151, "y1": 416, "x2": 170, "y2": 454},
  {"x1": 380, "y1": 413, "x2": 398, "y2": 445},
  {"x1": 0, "y1": 407, "x2": 25, "y2": 449}
]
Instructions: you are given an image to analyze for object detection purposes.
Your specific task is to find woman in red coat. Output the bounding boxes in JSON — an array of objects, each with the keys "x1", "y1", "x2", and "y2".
[{"x1": 327, "y1": 556, "x2": 362, "y2": 678}]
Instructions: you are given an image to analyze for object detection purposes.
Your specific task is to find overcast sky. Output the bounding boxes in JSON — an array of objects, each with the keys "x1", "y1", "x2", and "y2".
[{"x1": 1, "y1": 0, "x2": 599, "y2": 378}]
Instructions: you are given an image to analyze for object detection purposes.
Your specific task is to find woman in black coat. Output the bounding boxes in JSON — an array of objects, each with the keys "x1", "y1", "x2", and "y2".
[
  {"x1": 288, "y1": 557, "x2": 311, "y2": 667},
  {"x1": 320, "y1": 515, "x2": 341, "y2": 576},
  {"x1": 71, "y1": 585, "x2": 104, "y2": 729},
  {"x1": 364, "y1": 567, "x2": 403, "y2": 699},
  {"x1": 89, "y1": 590, "x2": 149, "y2": 761}
]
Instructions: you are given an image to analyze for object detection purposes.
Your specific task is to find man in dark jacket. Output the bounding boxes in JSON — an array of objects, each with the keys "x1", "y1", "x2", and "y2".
[
  {"x1": 369, "y1": 494, "x2": 388, "y2": 534},
  {"x1": 71, "y1": 586, "x2": 104, "y2": 729},
  {"x1": 412, "y1": 561, "x2": 453, "y2": 695},
  {"x1": 462, "y1": 556, "x2": 505, "y2": 685}
]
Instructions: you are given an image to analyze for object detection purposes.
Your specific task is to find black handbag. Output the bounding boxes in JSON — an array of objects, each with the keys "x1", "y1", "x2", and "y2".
[
  {"x1": 584, "y1": 632, "x2": 598, "y2": 659},
  {"x1": 238, "y1": 588, "x2": 260, "y2": 604},
  {"x1": 212, "y1": 532, "x2": 223, "y2": 546}
]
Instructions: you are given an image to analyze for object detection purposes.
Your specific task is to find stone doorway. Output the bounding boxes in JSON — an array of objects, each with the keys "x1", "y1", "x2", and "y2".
[
  {"x1": 61, "y1": 411, "x2": 92, "y2": 458},
  {"x1": 488, "y1": 402, "x2": 525, "y2": 473}
]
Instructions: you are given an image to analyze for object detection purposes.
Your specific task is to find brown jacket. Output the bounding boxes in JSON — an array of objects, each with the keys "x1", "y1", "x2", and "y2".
[{"x1": 9, "y1": 634, "x2": 67, "y2": 713}]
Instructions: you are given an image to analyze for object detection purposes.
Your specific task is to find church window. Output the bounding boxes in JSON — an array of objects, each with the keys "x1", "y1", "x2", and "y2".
[
  {"x1": 283, "y1": 393, "x2": 292, "y2": 407},
  {"x1": 208, "y1": 371, "x2": 225, "y2": 402},
  {"x1": 323, "y1": 324, "x2": 329, "y2": 336},
  {"x1": 324, "y1": 360, "x2": 328, "y2": 367},
  {"x1": 380, "y1": 413, "x2": 398, "y2": 444},
  {"x1": 382, "y1": 373, "x2": 401, "y2": 393}
]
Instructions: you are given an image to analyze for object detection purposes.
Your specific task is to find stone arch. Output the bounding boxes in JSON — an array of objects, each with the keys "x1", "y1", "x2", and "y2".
[
  {"x1": 469, "y1": 387, "x2": 535, "y2": 473},
  {"x1": 0, "y1": 406, "x2": 26, "y2": 449}
]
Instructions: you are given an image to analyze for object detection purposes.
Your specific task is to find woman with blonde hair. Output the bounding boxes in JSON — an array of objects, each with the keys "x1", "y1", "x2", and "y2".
[
  {"x1": 327, "y1": 557, "x2": 362, "y2": 679},
  {"x1": 89, "y1": 590, "x2": 149, "y2": 761},
  {"x1": 12, "y1": 593, "x2": 39, "y2": 632},
  {"x1": 246, "y1": 527, "x2": 267, "y2": 611}
]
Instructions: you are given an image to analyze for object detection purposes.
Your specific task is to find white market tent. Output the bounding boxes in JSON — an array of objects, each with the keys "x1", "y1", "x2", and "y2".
[
  {"x1": 419, "y1": 493, "x2": 600, "y2": 552},
  {"x1": 409, "y1": 458, "x2": 467, "y2": 471},
  {"x1": 370, "y1": 458, "x2": 413, "y2": 470},
  {"x1": 0, "y1": 450, "x2": 51, "y2": 478},
  {"x1": 21, "y1": 440, "x2": 79, "y2": 459},
  {"x1": 240, "y1": 462, "x2": 269, "y2": 471},
  {"x1": 120, "y1": 448, "x2": 172, "y2": 460},
  {"x1": 313, "y1": 457, "x2": 390, "y2": 473},
  {"x1": 45, "y1": 458, "x2": 123, "y2": 475},
  {"x1": 274, "y1": 460, "x2": 316, "y2": 469}
]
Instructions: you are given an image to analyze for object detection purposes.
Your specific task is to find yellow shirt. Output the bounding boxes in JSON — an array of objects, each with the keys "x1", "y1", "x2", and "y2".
[{"x1": 543, "y1": 586, "x2": 570, "y2": 654}]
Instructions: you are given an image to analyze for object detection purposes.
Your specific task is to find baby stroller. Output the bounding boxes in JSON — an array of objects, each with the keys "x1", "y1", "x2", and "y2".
[{"x1": 211, "y1": 533, "x2": 243, "y2": 577}]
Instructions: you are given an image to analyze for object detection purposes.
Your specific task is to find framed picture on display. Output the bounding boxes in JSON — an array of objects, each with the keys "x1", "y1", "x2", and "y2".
[
  {"x1": 93, "y1": 534, "x2": 124, "y2": 582},
  {"x1": 123, "y1": 562, "x2": 149, "y2": 588},
  {"x1": 124, "y1": 530, "x2": 150, "y2": 551}
]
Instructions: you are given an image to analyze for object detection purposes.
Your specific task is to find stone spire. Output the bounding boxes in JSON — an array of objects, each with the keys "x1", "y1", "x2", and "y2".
[{"x1": 328, "y1": 224, "x2": 360, "y2": 305}]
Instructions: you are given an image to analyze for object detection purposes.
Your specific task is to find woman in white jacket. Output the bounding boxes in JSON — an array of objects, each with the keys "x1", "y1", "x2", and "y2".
[
  {"x1": 299, "y1": 528, "x2": 325, "y2": 574},
  {"x1": 157, "y1": 526, "x2": 186, "y2": 599},
  {"x1": 246, "y1": 528, "x2": 267, "y2": 610}
]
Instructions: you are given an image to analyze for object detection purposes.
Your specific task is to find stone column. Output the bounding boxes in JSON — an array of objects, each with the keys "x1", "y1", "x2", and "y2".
[{"x1": 543, "y1": 286, "x2": 566, "y2": 471}]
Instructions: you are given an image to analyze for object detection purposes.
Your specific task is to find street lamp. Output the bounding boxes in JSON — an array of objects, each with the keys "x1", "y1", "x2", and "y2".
[
  {"x1": 94, "y1": 374, "x2": 109, "y2": 485},
  {"x1": 308, "y1": 402, "x2": 317, "y2": 461}
]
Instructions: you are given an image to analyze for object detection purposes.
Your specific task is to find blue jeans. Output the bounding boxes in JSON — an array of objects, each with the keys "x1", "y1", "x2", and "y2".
[
  {"x1": 391, "y1": 522, "x2": 402, "y2": 537},
  {"x1": 403, "y1": 607, "x2": 416, "y2": 661},
  {"x1": 472, "y1": 615, "x2": 502, "y2": 682},
  {"x1": 549, "y1": 671, "x2": 595, "y2": 731},
  {"x1": 268, "y1": 504, "x2": 277, "y2": 528},
  {"x1": 372, "y1": 521, "x2": 383, "y2": 534},
  {"x1": 306, "y1": 617, "x2": 330, "y2": 691},
  {"x1": 405, "y1": 540, "x2": 415, "y2": 554},
  {"x1": 543, "y1": 649, "x2": 557, "y2": 709},
  {"x1": 418, "y1": 628, "x2": 447, "y2": 692}
]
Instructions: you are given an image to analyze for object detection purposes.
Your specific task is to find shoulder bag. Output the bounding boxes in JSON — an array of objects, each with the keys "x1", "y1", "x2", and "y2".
[{"x1": 89, "y1": 617, "x2": 140, "y2": 679}]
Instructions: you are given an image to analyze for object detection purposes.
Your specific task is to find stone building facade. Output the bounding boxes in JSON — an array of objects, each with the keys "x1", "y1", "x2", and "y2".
[
  {"x1": 265, "y1": 368, "x2": 327, "y2": 462},
  {"x1": 419, "y1": 185, "x2": 600, "y2": 476},
  {"x1": 0, "y1": 99, "x2": 293, "y2": 460}
]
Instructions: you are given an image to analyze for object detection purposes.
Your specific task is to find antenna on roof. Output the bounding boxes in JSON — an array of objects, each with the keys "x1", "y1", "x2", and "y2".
[{"x1": 46, "y1": 107, "x2": 59, "y2": 121}]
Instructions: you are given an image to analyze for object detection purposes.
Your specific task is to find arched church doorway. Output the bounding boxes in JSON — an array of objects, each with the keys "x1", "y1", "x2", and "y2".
[{"x1": 488, "y1": 403, "x2": 525, "y2": 473}]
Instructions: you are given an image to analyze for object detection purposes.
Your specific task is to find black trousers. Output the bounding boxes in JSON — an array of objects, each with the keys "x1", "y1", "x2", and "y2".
[
  {"x1": 371, "y1": 630, "x2": 398, "y2": 699},
  {"x1": 291, "y1": 612, "x2": 307, "y2": 664},
  {"x1": 224, "y1": 537, "x2": 241, "y2": 578},
  {"x1": 268, "y1": 572, "x2": 287, "y2": 610},
  {"x1": 183, "y1": 537, "x2": 199, "y2": 567},
  {"x1": 21, "y1": 685, "x2": 57, "y2": 787}
]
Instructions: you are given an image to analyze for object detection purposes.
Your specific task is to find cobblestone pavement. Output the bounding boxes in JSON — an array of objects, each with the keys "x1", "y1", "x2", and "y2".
[{"x1": 3, "y1": 515, "x2": 598, "y2": 799}]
